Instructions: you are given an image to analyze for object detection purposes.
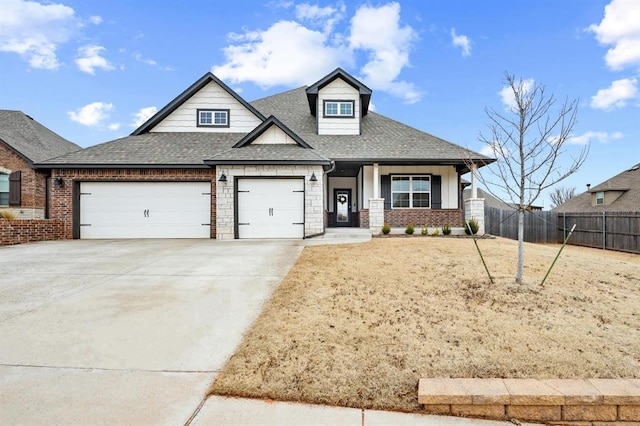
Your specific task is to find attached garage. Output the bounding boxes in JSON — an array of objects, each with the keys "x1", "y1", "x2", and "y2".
[
  {"x1": 236, "y1": 178, "x2": 304, "y2": 239},
  {"x1": 79, "y1": 181, "x2": 211, "y2": 239}
]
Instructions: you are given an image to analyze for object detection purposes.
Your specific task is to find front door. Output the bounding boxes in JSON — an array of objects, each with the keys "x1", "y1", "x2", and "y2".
[{"x1": 334, "y1": 189, "x2": 352, "y2": 227}]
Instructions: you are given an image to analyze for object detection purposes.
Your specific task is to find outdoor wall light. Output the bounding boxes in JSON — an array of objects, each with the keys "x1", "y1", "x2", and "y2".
[
  {"x1": 309, "y1": 172, "x2": 318, "y2": 182},
  {"x1": 53, "y1": 177, "x2": 65, "y2": 187},
  {"x1": 218, "y1": 173, "x2": 227, "y2": 182}
]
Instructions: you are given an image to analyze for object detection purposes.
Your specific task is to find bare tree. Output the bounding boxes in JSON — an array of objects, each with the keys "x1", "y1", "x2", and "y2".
[
  {"x1": 477, "y1": 73, "x2": 589, "y2": 284},
  {"x1": 549, "y1": 186, "x2": 576, "y2": 208}
]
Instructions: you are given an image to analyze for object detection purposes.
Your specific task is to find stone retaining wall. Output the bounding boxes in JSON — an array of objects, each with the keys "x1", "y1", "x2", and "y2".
[
  {"x1": 0, "y1": 219, "x2": 66, "y2": 245},
  {"x1": 418, "y1": 378, "x2": 640, "y2": 424}
]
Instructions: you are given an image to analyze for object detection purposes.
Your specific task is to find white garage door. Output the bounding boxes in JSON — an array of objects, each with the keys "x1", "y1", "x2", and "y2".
[
  {"x1": 237, "y1": 178, "x2": 304, "y2": 239},
  {"x1": 80, "y1": 182, "x2": 211, "y2": 239}
]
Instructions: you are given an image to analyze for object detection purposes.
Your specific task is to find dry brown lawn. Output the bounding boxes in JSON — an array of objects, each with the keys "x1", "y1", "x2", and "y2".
[{"x1": 210, "y1": 237, "x2": 640, "y2": 413}]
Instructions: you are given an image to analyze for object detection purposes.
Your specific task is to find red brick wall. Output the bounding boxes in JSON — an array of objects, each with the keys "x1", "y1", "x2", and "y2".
[
  {"x1": 0, "y1": 219, "x2": 65, "y2": 245},
  {"x1": 50, "y1": 168, "x2": 216, "y2": 239},
  {"x1": 0, "y1": 142, "x2": 48, "y2": 209},
  {"x1": 384, "y1": 209, "x2": 463, "y2": 227}
]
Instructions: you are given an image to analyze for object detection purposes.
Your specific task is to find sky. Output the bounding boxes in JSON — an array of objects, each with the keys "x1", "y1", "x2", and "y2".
[{"x1": 1, "y1": 0, "x2": 639, "y2": 208}]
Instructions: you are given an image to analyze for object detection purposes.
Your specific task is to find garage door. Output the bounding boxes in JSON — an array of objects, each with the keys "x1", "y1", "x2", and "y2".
[
  {"x1": 237, "y1": 178, "x2": 304, "y2": 239},
  {"x1": 80, "y1": 182, "x2": 211, "y2": 239}
]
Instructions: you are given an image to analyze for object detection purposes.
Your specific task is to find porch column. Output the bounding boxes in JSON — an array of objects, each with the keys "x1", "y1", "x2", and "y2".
[
  {"x1": 369, "y1": 162, "x2": 384, "y2": 234},
  {"x1": 373, "y1": 162, "x2": 379, "y2": 197},
  {"x1": 471, "y1": 163, "x2": 478, "y2": 199}
]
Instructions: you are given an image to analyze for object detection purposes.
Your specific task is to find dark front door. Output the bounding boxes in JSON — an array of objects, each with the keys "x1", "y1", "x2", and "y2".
[{"x1": 334, "y1": 189, "x2": 352, "y2": 227}]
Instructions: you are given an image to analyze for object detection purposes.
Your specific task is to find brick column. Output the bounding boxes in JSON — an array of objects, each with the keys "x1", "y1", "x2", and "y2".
[
  {"x1": 369, "y1": 198, "x2": 384, "y2": 234},
  {"x1": 464, "y1": 198, "x2": 485, "y2": 235}
]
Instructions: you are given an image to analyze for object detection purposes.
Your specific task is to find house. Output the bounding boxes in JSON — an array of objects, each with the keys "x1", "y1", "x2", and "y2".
[
  {"x1": 554, "y1": 163, "x2": 640, "y2": 213},
  {"x1": 36, "y1": 68, "x2": 493, "y2": 240},
  {"x1": 463, "y1": 187, "x2": 511, "y2": 210},
  {"x1": 0, "y1": 110, "x2": 81, "y2": 219}
]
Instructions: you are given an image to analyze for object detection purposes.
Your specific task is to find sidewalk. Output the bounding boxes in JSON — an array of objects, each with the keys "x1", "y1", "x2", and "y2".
[{"x1": 190, "y1": 396, "x2": 541, "y2": 425}]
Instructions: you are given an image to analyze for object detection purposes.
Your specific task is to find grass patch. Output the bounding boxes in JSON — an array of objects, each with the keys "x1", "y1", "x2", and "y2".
[{"x1": 210, "y1": 238, "x2": 640, "y2": 413}]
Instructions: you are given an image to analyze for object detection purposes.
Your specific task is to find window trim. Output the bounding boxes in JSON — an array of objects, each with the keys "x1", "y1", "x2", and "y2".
[
  {"x1": 595, "y1": 191, "x2": 604, "y2": 205},
  {"x1": 0, "y1": 172, "x2": 8, "y2": 206},
  {"x1": 322, "y1": 100, "x2": 355, "y2": 118},
  {"x1": 390, "y1": 174, "x2": 431, "y2": 209},
  {"x1": 197, "y1": 108, "x2": 230, "y2": 128}
]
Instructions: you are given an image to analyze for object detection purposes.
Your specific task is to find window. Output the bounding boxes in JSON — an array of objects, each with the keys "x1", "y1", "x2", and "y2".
[
  {"x1": 391, "y1": 175, "x2": 430, "y2": 208},
  {"x1": 323, "y1": 100, "x2": 354, "y2": 118},
  {"x1": 596, "y1": 191, "x2": 604, "y2": 205},
  {"x1": 0, "y1": 173, "x2": 8, "y2": 205},
  {"x1": 197, "y1": 109, "x2": 229, "y2": 127}
]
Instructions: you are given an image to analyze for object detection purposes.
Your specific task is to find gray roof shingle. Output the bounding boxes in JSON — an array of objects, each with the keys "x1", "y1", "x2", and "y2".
[
  {"x1": 554, "y1": 163, "x2": 640, "y2": 212},
  {"x1": 0, "y1": 110, "x2": 81, "y2": 164}
]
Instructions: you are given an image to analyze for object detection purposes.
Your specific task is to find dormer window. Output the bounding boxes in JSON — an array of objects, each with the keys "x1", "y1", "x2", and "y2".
[
  {"x1": 323, "y1": 100, "x2": 354, "y2": 118},
  {"x1": 197, "y1": 109, "x2": 229, "y2": 127}
]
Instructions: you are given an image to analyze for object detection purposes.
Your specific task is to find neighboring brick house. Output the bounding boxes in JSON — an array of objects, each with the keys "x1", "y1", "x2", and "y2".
[
  {"x1": 36, "y1": 68, "x2": 494, "y2": 240},
  {"x1": 554, "y1": 163, "x2": 640, "y2": 213},
  {"x1": 0, "y1": 110, "x2": 81, "y2": 218}
]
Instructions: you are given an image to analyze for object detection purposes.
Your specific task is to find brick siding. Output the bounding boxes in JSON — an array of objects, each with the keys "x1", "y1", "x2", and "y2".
[
  {"x1": 50, "y1": 168, "x2": 216, "y2": 239},
  {"x1": 0, "y1": 142, "x2": 48, "y2": 210},
  {"x1": 382, "y1": 209, "x2": 463, "y2": 228},
  {"x1": 0, "y1": 219, "x2": 65, "y2": 245}
]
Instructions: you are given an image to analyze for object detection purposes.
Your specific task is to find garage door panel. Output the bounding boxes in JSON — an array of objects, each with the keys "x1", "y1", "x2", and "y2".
[
  {"x1": 237, "y1": 178, "x2": 304, "y2": 239},
  {"x1": 80, "y1": 182, "x2": 211, "y2": 239}
]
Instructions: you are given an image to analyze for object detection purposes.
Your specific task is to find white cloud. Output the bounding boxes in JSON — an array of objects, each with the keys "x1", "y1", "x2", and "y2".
[
  {"x1": 89, "y1": 15, "x2": 102, "y2": 25},
  {"x1": 75, "y1": 45, "x2": 114, "y2": 74},
  {"x1": 213, "y1": 20, "x2": 347, "y2": 88},
  {"x1": 107, "y1": 122, "x2": 120, "y2": 131},
  {"x1": 499, "y1": 78, "x2": 535, "y2": 110},
  {"x1": 133, "y1": 52, "x2": 158, "y2": 66},
  {"x1": 588, "y1": 0, "x2": 640, "y2": 70},
  {"x1": 131, "y1": 106, "x2": 158, "y2": 127},
  {"x1": 68, "y1": 102, "x2": 114, "y2": 126},
  {"x1": 212, "y1": 2, "x2": 420, "y2": 103},
  {"x1": 590, "y1": 78, "x2": 638, "y2": 109},
  {"x1": 295, "y1": 2, "x2": 345, "y2": 34},
  {"x1": 349, "y1": 3, "x2": 420, "y2": 103},
  {"x1": 0, "y1": 0, "x2": 77, "y2": 69},
  {"x1": 450, "y1": 28, "x2": 471, "y2": 57},
  {"x1": 567, "y1": 130, "x2": 623, "y2": 145}
]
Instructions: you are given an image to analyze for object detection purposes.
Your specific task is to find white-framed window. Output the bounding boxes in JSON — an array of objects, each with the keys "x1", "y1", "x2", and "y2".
[
  {"x1": 323, "y1": 100, "x2": 354, "y2": 118},
  {"x1": 197, "y1": 109, "x2": 229, "y2": 127},
  {"x1": 0, "y1": 173, "x2": 9, "y2": 205},
  {"x1": 391, "y1": 175, "x2": 431, "y2": 208},
  {"x1": 596, "y1": 191, "x2": 604, "y2": 205}
]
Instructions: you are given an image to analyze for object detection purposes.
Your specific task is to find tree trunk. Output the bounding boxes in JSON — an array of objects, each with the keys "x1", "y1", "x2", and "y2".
[{"x1": 516, "y1": 209, "x2": 524, "y2": 284}]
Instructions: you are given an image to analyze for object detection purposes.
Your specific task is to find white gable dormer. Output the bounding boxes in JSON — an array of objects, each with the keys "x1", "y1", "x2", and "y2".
[
  {"x1": 317, "y1": 78, "x2": 360, "y2": 135},
  {"x1": 132, "y1": 73, "x2": 265, "y2": 135},
  {"x1": 305, "y1": 68, "x2": 372, "y2": 136}
]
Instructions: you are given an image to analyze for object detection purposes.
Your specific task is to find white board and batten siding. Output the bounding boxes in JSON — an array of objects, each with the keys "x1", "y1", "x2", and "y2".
[
  {"x1": 251, "y1": 126, "x2": 297, "y2": 145},
  {"x1": 79, "y1": 182, "x2": 211, "y2": 239},
  {"x1": 317, "y1": 78, "x2": 360, "y2": 135},
  {"x1": 151, "y1": 81, "x2": 262, "y2": 133}
]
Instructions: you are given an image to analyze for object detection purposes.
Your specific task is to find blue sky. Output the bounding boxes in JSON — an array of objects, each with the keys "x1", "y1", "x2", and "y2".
[{"x1": 1, "y1": 0, "x2": 639, "y2": 207}]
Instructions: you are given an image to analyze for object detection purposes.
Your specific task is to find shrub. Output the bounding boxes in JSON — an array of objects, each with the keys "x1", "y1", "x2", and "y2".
[
  {"x1": 431, "y1": 228, "x2": 440, "y2": 236},
  {"x1": 421, "y1": 225, "x2": 428, "y2": 236},
  {"x1": 381, "y1": 223, "x2": 391, "y2": 235},
  {"x1": 465, "y1": 218, "x2": 479, "y2": 235},
  {"x1": 405, "y1": 223, "x2": 414, "y2": 235},
  {"x1": 442, "y1": 224, "x2": 452, "y2": 235},
  {"x1": 0, "y1": 210, "x2": 17, "y2": 220}
]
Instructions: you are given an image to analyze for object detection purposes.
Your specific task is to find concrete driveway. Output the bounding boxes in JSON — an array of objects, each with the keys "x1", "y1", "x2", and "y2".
[{"x1": 0, "y1": 239, "x2": 304, "y2": 425}]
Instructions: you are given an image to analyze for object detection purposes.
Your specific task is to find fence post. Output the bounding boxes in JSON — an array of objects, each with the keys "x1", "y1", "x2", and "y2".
[
  {"x1": 563, "y1": 212, "x2": 566, "y2": 241},
  {"x1": 602, "y1": 211, "x2": 606, "y2": 250}
]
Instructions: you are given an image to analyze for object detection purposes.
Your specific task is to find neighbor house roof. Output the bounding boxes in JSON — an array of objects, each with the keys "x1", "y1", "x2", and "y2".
[
  {"x1": 0, "y1": 110, "x2": 81, "y2": 164},
  {"x1": 463, "y1": 187, "x2": 511, "y2": 210},
  {"x1": 554, "y1": 163, "x2": 640, "y2": 213}
]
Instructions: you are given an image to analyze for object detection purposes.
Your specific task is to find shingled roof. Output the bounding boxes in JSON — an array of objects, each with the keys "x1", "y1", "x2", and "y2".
[
  {"x1": 554, "y1": 163, "x2": 640, "y2": 213},
  {"x1": 0, "y1": 110, "x2": 81, "y2": 164}
]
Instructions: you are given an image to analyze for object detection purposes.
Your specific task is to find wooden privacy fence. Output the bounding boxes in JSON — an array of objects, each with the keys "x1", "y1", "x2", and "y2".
[
  {"x1": 484, "y1": 207, "x2": 558, "y2": 243},
  {"x1": 484, "y1": 207, "x2": 640, "y2": 253},
  {"x1": 559, "y1": 211, "x2": 640, "y2": 253}
]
